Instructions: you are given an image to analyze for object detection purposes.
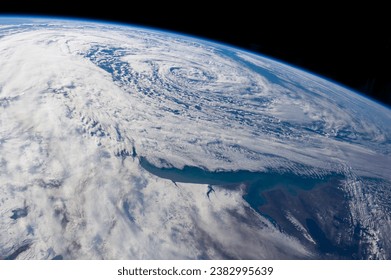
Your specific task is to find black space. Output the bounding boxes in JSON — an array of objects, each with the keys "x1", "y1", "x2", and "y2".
[{"x1": 1, "y1": 1, "x2": 390, "y2": 107}]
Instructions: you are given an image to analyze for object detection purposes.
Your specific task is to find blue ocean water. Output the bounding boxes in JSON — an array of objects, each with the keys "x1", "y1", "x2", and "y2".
[{"x1": 140, "y1": 157, "x2": 341, "y2": 208}]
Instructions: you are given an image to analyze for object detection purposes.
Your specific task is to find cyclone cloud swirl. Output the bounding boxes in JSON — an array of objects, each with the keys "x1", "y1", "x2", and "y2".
[{"x1": 0, "y1": 18, "x2": 390, "y2": 259}]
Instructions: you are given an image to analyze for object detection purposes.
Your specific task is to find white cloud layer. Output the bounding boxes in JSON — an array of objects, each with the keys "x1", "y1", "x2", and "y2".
[{"x1": 0, "y1": 19, "x2": 390, "y2": 259}]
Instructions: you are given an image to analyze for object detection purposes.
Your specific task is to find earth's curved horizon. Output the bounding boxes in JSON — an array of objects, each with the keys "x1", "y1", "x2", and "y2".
[{"x1": 1, "y1": 16, "x2": 390, "y2": 260}]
